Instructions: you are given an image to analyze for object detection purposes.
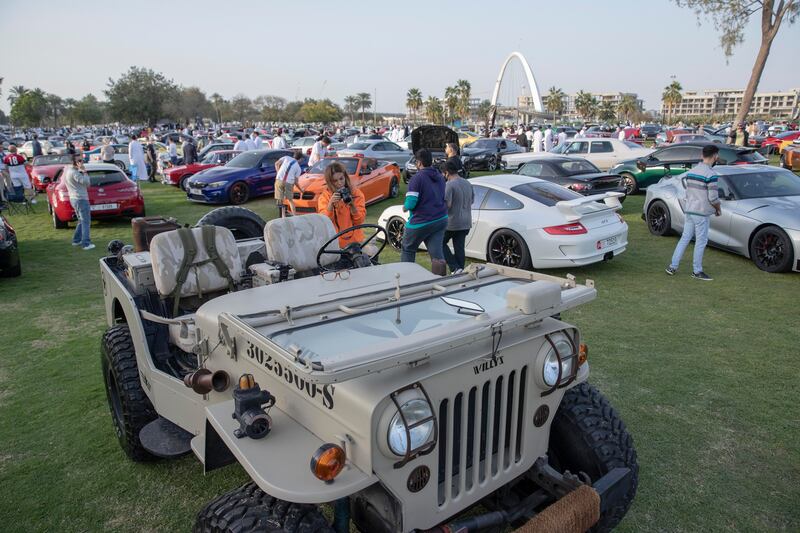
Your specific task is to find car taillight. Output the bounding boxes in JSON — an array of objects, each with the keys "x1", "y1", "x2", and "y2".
[
  {"x1": 734, "y1": 161, "x2": 751, "y2": 165},
  {"x1": 544, "y1": 222, "x2": 587, "y2": 235},
  {"x1": 568, "y1": 183, "x2": 589, "y2": 191},
  {"x1": 58, "y1": 191, "x2": 69, "y2": 201},
  {"x1": 353, "y1": 153, "x2": 364, "y2": 158}
]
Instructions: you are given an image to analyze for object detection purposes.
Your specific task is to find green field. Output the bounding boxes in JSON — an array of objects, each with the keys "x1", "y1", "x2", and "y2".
[{"x1": 0, "y1": 169, "x2": 798, "y2": 532}]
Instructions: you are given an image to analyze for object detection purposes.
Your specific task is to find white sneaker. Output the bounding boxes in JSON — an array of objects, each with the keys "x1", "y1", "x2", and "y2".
[
  {"x1": 30, "y1": 198, "x2": 37, "y2": 204},
  {"x1": 82, "y1": 243, "x2": 96, "y2": 251},
  {"x1": 72, "y1": 242, "x2": 81, "y2": 246}
]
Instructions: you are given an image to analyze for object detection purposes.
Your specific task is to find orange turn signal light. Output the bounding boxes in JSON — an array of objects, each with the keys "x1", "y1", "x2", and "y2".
[
  {"x1": 578, "y1": 343, "x2": 588, "y2": 366},
  {"x1": 310, "y1": 443, "x2": 346, "y2": 482},
  {"x1": 238, "y1": 374, "x2": 255, "y2": 390}
]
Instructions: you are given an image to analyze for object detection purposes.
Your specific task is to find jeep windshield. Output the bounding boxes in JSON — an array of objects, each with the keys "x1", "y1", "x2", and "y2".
[{"x1": 269, "y1": 279, "x2": 525, "y2": 368}]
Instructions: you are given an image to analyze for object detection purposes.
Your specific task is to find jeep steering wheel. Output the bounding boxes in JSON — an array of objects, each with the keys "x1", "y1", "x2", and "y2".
[{"x1": 316, "y1": 223, "x2": 388, "y2": 271}]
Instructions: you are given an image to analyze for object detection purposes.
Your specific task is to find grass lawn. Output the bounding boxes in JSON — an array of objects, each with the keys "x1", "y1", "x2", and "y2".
[{"x1": 0, "y1": 167, "x2": 798, "y2": 532}]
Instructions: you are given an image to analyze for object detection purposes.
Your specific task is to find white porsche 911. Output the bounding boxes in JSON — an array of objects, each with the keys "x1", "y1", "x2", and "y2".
[{"x1": 378, "y1": 174, "x2": 628, "y2": 269}]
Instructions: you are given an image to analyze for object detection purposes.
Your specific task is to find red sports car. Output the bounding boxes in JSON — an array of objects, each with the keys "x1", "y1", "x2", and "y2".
[
  {"x1": 29, "y1": 154, "x2": 73, "y2": 192},
  {"x1": 162, "y1": 149, "x2": 241, "y2": 191},
  {"x1": 47, "y1": 162, "x2": 145, "y2": 229},
  {"x1": 760, "y1": 131, "x2": 800, "y2": 153}
]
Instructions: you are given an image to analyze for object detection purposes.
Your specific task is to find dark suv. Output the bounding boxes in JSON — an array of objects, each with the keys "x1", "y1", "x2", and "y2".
[{"x1": 610, "y1": 142, "x2": 768, "y2": 194}]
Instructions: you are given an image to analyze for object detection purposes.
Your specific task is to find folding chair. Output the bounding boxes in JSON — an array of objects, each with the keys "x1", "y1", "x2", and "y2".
[{"x1": 5, "y1": 185, "x2": 35, "y2": 215}]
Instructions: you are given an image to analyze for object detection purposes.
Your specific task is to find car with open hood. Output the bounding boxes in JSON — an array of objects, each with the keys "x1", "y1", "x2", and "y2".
[
  {"x1": 402, "y1": 125, "x2": 459, "y2": 183},
  {"x1": 461, "y1": 138, "x2": 525, "y2": 171},
  {"x1": 287, "y1": 157, "x2": 401, "y2": 213}
]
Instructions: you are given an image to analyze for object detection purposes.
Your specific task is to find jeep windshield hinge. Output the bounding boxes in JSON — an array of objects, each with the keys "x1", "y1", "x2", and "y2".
[{"x1": 219, "y1": 323, "x2": 237, "y2": 361}]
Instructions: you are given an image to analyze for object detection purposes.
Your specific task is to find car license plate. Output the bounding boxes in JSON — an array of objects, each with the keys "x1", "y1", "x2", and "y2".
[
  {"x1": 597, "y1": 236, "x2": 618, "y2": 249},
  {"x1": 91, "y1": 203, "x2": 118, "y2": 211},
  {"x1": 189, "y1": 188, "x2": 201, "y2": 195}
]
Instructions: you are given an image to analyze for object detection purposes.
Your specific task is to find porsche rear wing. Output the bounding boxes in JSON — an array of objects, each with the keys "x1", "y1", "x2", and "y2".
[
  {"x1": 555, "y1": 192, "x2": 624, "y2": 221},
  {"x1": 216, "y1": 264, "x2": 596, "y2": 385}
]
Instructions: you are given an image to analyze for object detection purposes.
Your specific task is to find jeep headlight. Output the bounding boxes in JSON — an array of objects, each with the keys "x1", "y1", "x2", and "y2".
[
  {"x1": 540, "y1": 333, "x2": 578, "y2": 387},
  {"x1": 208, "y1": 180, "x2": 227, "y2": 188},
  {"x1": 388, "y1": 399, "x2": 434, "y2": 455},
  {"x1": 379, "y1": 384, "x2": 437, "y2": 461}
]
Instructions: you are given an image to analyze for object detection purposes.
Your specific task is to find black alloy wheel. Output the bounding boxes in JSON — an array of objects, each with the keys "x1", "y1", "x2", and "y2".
[
  {"x1": 228, "y1": 182, "x2": 250, "y2": 205},
  {"x1": 488, "y1": 229, "x2": 531, "y2": 269},
  {"x1": 621, "y1": 173, "x2": 639, "y2": 195},
  {"x1": 646, "y1": 200, "x2": 671, "y2": 236},
  {"x1": 749, "y1": 226, "x2": 793, "y2": 273},
  {"x1": 386, "y1": 217, "x2": 405, "y2": 250}
]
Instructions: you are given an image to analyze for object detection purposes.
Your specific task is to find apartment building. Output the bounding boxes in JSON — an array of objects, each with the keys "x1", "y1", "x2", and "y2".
[{"x1": 663, "y1": 88, "x2": 800, "y2": 118}]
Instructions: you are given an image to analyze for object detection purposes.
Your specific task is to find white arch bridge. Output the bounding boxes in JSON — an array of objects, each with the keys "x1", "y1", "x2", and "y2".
[{"x1": 487, "y1": 51, "x2": 551, "y2": 125}]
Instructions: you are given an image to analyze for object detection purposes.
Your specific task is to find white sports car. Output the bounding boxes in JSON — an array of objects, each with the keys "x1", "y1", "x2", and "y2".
[{"x1": 378, "y1": 174, "x2": 628, "y2": 269}]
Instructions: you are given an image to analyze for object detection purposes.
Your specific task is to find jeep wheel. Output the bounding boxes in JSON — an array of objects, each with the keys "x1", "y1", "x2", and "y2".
[
  {"x1": 194, "y1": 482, "x2": 334, "y2": 533},
  {"x1": 548, "y1": 383, "x2": 638, "y2": 533},
  {"x1": 101, "y1": 325, "x2": 158, "y2": 462},
  {"x1": 196, "y1": 206, "x2": 266, "y2": 240}
]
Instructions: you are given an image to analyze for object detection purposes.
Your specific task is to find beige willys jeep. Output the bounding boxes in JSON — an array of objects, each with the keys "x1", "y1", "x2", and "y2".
[{"x1": 100, "y1": 207, "x2": 638, "y2": 532}]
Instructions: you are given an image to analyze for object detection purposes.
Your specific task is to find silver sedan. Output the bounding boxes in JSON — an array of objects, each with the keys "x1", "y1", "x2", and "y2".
[
  {"x1": 336, "y1": 140, "x2": 412, "y2": 167},
  {"x1": 644, "y1": 164, "x2": 800, "y2": 272}
]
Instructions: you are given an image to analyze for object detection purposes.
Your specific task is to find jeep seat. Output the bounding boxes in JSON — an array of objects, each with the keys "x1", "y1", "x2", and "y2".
[
  {"x1": 264, "y1": 214, "x2": 340, "y2": 273},
  {"x1": 150, "y1": 225, "x2": 242, "y2": 303}
]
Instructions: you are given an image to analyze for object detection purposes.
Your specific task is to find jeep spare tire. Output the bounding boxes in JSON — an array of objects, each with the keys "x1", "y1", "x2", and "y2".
[{"x1": 196, "y1": 206, "x2": 266, "y2": 240}]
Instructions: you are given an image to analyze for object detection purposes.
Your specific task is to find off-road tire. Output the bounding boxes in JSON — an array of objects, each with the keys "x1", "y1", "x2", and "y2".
[
  {"x1": 194, "y1": 482, "x2": 334, "y2": 533},
  {"x1": 101, "y1": 325, "x2": 158, "y2": 462},
  {"x1": 549, "y1": 383, "x2": 638, "y2": 533},
  {"x1": 196, "y1": 206, "x2": 266, "y2": 240}
]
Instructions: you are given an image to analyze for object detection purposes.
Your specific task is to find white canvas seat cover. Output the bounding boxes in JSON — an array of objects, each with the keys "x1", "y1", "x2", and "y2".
[
  {"x1": 264, "y1": 214, "x2": 340, "y2": 272},
  {"x1": 150, "y1": 225, "x2": 242, "y2": 298}
]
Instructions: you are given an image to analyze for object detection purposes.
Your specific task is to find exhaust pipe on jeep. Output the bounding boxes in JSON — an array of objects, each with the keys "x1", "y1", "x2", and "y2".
[{"x1": 183, "y1": 369, "x2": 230, "y2": 394}]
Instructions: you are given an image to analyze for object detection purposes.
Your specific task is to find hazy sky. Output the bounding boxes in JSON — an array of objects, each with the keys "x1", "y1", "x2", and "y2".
[{"x1": 2, "y1": 0, "x2": 798, "y2": 115}]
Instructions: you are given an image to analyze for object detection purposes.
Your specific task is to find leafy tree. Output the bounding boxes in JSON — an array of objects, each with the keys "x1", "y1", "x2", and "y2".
[
  {"x1": 255, "y1": 95, "x2": 287, "y2": 122},
  {"x1": 10, "y1": 89, "x2": 47, "y2": 127},
  {"x1": 210, "y1": 93, "x2": 226, "y2": 124},
  {"x1": 168, "y1": 87, "x2": 212, "y2": 125},
  {"x1": 674, "y1": 0, "x2": 798, "y2": 126},
  {"x1": 574, "y1": 91, "x2": 597, "y2": 121},
  {"x1": 73, "y1": 94, "x2": 104, "y2": 125},
  {"x1": 405, "y1": 88, "x2": 423, "y2": 125},
  {"x1": 476, "y1": 99, "x2": 493, "y2": 122},
  {"x1": 297, "y1": 99, "x2": 342, "y2": 123},
  {"x1": 456, "y1": 79, "x2": 472, "y2": 122},
  {"x1": 597, "y1": 100, "x2": 617, "y2": 122},
  {"x1": 229, "y1": 94, "x2": 255, "y2": 124},
  {"x1": 662, "y1": 80, "x2": 683, "y2": 124},
  {"x1": 617, "y1": 94, "x2": 641, "y2": 123},
  {"x1": 283, "y1": 101, "x2": 305, "y2": 122},
  {"x1": 425, "y1": 96, "x2": 444, "y2": 125},
  {"x1": 544, "y1": 86, "x2": 566, "y2": 123},
  {"x1": 45, "y1": 93, "x2": 64, "y2": 127},
  {"x1": 105, "y1": 67, "x2": 178, "y2": 126},
  {"x1": 356, "y1": 92, "x2": 372, "y2": 125}
]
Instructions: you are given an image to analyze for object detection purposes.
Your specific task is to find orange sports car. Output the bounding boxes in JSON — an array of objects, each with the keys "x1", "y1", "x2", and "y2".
[
  {"x1": 287, "y1": 157, "x2": 401, "y2": 213},
  {"x1": 780, "y1": 141, "x2": 800, "y2": 171}
]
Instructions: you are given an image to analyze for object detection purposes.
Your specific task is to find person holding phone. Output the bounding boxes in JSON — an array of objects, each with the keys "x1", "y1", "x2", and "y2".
[{"x1": 64, "y1": 155, "x2": 94, "y2": 250}]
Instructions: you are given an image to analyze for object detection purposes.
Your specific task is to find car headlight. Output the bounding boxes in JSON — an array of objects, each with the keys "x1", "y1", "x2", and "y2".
[
  {"x1": 541, "y1": 334, "x2": 577, "y2": 387},
  {"x1": 475, "y1": 153, "x2": 487, "y2": 159},
  {"x1": 207, "y1": 181, "x2": 227, "y2": 188},
  {"x1": 388, "y1": 399, "x2": 434, "y2": 456}
]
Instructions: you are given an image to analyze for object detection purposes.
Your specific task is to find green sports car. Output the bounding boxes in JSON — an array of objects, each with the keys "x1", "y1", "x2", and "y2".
[{"x1": 610, "y1": 142, "x2": 767, "y2": 194}]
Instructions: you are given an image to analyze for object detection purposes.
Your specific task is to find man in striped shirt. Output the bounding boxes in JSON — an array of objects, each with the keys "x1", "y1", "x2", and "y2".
[{"x1": 665, "y1": 144, "x2": 721, "y2": 281}]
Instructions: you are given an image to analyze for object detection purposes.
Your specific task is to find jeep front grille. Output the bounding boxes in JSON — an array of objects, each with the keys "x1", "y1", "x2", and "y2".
[{"x1": 436, "y1": 366, "x2": 528, "y2": 506}]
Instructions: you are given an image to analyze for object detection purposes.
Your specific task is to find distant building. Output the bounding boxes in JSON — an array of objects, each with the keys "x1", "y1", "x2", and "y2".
[{"x1": 663, "y1": 88, "x2": 800, "y2": 118}]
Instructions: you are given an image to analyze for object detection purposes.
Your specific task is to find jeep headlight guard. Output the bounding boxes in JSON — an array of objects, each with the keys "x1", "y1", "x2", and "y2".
[
  {"x1": 379, "y1": 383, "x2": 437, "y2": 465},
  {"x1": 539, "y1": 331, "x2": 578, "y2": 388}
]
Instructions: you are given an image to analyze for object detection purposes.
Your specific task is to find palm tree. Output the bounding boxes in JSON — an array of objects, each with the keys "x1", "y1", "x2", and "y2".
[
  {"x1": 45, "y1": 93, "x2": 64, "y2": 127},
  {"x1": 456, "y1": 79, "x2": 472, "y2": 123},
  {"x1": 425, "y1": 96, "x2": 443, "y2": 125},
  {"x1": 210, "y1": 93, "x2": 225, "y2": 124},
  {"x1": 617, "y1": 94, "x2": 641, "y2": 124},
  {"x1": 8, "y1": 85, "x2": 28, "y2": 106},
  {"x1": 356, "y1": 92, "x2": 372, "y2": 125},
  {"x1": 574, "y1": 91, "x2": 597, "y2": 121},
  {"x1": 444, "y1": 86, "x2": 459, "y2": 124},
  {"x1": 544, "y1": 86, "x2": 566, "y2": 123},
  {"x1": 406, "y1": 88, "x2": 423, "y2": 125},
  {"x1": 662, "y1": 81, "x2": 683, "y2": 125},
  {"x1": 597, "y1": 100, "x2": 617, "y2": 122},
  {"x1": 344, "y1": 95, "x2": 359, "y2": 123}
]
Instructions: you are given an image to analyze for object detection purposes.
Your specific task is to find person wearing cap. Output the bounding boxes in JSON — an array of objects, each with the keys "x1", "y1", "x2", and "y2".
[{"x1": 442, "y1": 158, "x2": 473, "y2": 274}]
